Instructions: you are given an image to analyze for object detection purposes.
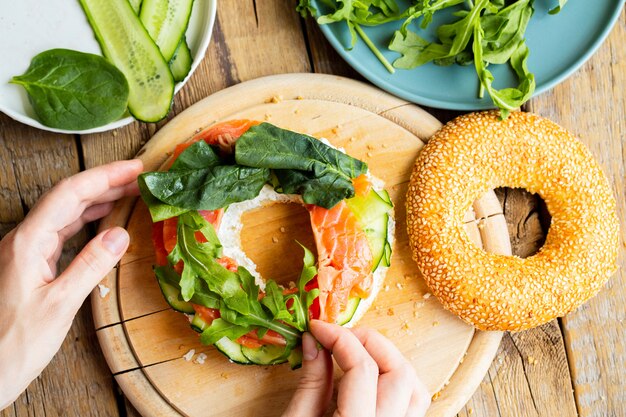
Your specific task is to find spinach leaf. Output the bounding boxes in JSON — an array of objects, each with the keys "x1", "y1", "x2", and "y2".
[
  {"x1": 170, "y1": 140, "x2": 221, "y2": 170},
  {"x1": 140, "y1": 164, "x2": 270, "y2": 213},
  {"x1": 235, "y1": 123, "x2": 367, "y2": 208},
  {"x1": 138, "y1": 175, "x2": 190, "y2": 222},
  {"x1": 10, "y1": 49, "x2": 129, "y2": 130}
]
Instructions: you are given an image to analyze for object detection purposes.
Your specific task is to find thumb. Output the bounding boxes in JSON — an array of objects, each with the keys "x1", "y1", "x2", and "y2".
[
  {"x1": 53, "y1": 227, "x2": 129, "y2": 311},
  {"x1": 283, "y1": 333, "x2": 333, "y2": 417}
]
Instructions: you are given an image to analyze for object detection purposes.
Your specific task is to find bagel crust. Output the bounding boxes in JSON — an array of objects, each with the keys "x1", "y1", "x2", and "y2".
[{"x1": 406, "y1": 111, "x2": 620, "y2": 331}]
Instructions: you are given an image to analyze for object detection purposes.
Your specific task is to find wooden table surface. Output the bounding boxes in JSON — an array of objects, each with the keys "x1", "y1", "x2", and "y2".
[{"x1": 1, "y1": 2, "x2": 624, "y2": 417}]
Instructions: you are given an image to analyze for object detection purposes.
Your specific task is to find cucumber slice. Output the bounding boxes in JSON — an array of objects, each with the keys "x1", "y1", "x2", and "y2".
[
  {"x1": 79, "y1": 0, "x2": 174, "y2": 122},
  {"x1": 346, "y1": 189, "x2": 394, "y2": 271},
  {"x1": 140, "y1": 0, "x2": 194, "y2": 62},
  {"x1": 190, "y1": 314, "x2": 209, "y2": 333},
  {"x1": 215, "y1": 337, "x2": 251, "y2": 365},
  {"x1": 129, "y1": 0, "x2": 143, "y2": 13},
  {"x1": 337, "y1": 297, "x2": 361, "y2": 325},
  {"x1": 241, "y1": 344, "x2": 289, "y2": 365},
  {"x1": 169, "y1": 38, "x2": 193, "y2": 82},
  {"x1": 156, "y1": 275, "x2": 195, "y2": 313},
  {"x1": 287, "y1": 347, "x2": 303, "y2": 370}
]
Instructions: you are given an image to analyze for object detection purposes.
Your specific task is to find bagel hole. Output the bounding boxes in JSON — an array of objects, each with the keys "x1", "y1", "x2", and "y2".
[
  {"x1": 494, "y1": 187, "x2": 551, "y2": 258},
  {"x1": 241, "y1": 203, "x2": 317, "y2": 287}
]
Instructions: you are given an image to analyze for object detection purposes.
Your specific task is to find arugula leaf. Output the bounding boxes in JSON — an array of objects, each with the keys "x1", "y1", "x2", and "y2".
[
  {"x1": 154, "y1": 265, "x2": 221, "y2": 309},
  {"x1": 474, "y1": 23, "x2": 535, "y2": 118},
  {"x1": 10, "y1": 49, "x2": 129, "y2": 130},
  {"x1": 261, "y1": 280, "x2": 287, "y2": 318},
  {"x1": 175, "y1": 212, "x2": 249, "y2": 310},
  {"x1": 200, "y1": 318, "x2": 252, "y2": 345},
  {"x1": 235, "y1": 123, "x2": 367, "y2": 208},
  {"x1": 549, "y1": 0, "x2": 567, "y2": 15}
]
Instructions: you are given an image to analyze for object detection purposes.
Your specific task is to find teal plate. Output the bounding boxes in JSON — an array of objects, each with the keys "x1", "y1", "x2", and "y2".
[{"x1": 313, "y1": 1, "x2": 624, "y2": 110}]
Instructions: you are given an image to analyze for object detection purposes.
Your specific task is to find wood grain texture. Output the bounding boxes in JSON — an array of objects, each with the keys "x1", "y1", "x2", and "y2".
[
  {"x1": 0, "y1": 119, "x2": 120, "y2": 416},
  {"x1": 527, "y1": 10, "x2": 626, "y2": 417}
]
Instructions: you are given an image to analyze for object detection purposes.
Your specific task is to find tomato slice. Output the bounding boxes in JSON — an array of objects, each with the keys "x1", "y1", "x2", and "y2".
[
  {"x1": 152, "y1": 222, "x2": 168, "y2": 266},
  {"x1": 192, "y1": 304, "x2": 221, "y2": 326},
  {"x1": 237, "y1": 329, "x2": 287, "y2": 348}
]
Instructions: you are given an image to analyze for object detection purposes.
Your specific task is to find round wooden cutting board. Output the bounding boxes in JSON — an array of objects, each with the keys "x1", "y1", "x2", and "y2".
[{"x1": 92, "y1": 73, "x2": 508, "y2": 417}]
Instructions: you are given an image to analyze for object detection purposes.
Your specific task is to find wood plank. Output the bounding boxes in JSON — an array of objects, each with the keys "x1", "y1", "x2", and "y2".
[
  {"x1": 527, "y1": 10, "x2": 626, "y2": 416},
  {"x1": 0, "y1": 118, "x2": 120, "y2": 416}
]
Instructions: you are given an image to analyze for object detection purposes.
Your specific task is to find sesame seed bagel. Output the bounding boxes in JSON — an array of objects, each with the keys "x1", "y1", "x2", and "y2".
[{"x1": 406, "y1": 111, "x2": 620, "y2": 331}]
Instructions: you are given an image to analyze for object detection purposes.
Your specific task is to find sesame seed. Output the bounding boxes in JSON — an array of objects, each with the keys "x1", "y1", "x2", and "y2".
[{"x1": 405, "y1": 111, "x2": 619, "y2": 331}]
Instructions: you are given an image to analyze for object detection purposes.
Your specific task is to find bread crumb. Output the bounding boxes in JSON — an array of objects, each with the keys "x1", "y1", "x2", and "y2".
[
  {"x1": 264, "y1": 114, "x2": 272, "y2": 121},
  {"x1": 280, "y1": 226, "x2": 286, "y2": 233},
  {"x1": 432, "y1": 321, "x2": 440, "y2": 327},
  {"x1": 387, "y1": 308, "x2": 395, "y2": 316},
  {"x1": 220, "y1": 372, "x2": 229, "y2": 379},
  {"x1": 384, "y1": 285, "x2": 390, "y2": 292},
  {"x1": 528, "y1": 356, "x2": 537, "y2": 365},
  {"x1": 183, "y1": 349, "x2": 195, "y2": 362},
  {"x1": 331, "y1": 127, "x2": 339, "y2": 134},
  {"x1": 112, "y1": 131, "x2": 118, "y2": 137},
  {"x1": 382, "y1": 143, "x2": 388, "y2": 148},
  {"x1": 272, "y1": 236, "x2": 279, "y2": 243},
  {"x1": 423, "y1": 293, "x2": 432, "y2": 299},
  {"x1": 349, "y1": 136, "x2": 356, "y2": 142},
  {"x1": 468, "y1": 408, "x2": 474, "y2": 415},
  {"x1": 396, "y1": 283, "x2": 403, "y2": 290},
  {"x1": 367, "y1": 144, "x2": 375, "y2": 150},
  {"x1": 194, "y1": 353, "x2": 207, "y2": 364},
  {"x1": 367, "y1": 152, "x2": 373, "y2": 157},
  {"x1": 98, "y1": 284, "x2": 110, "y2": 298},
  {"x1": 266, "y1": 95, "x2": 283, "y2": 104},
  {"x1": 432, "y1": 391, "x2": 441, "y2": 401},
  {"x1": 296, "y1": 95, "x2": 304, "y2": 100},
  {"x1": 401, "y1": 321, "x2": 410, "y2": 330}
]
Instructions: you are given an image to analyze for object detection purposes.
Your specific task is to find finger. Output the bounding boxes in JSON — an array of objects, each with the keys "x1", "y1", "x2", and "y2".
[
  {"x1": 25, "y1": 159, "x2": 143, "y2": 234},
  {"x1": 309, "y1": 320, "x2": 378, "y2": 417},
  {"x1": 351, "y1": 328, "x2": 416, "y2": 417},
  {"x1": 57, "y1": 202, "x2": 116, "y2": 244},
  {"x1": 90, "y1": 181, "x2": 141, "y2": 206},
  {"x1": 47, "y1": 202, "x2": 116, "y2": 274},
  {"x1": 405, "y1": 383, "x2": 431, "y2": 417},
  {"x1": 283, "y1": 333, "x2": 333, "y2": 417},
  {"x1": 51, "y1": 227, "x2": 129, "y2": 311}
]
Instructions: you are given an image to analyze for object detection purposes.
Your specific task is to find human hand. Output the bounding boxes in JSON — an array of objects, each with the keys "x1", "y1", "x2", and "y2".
[
  {"x1": 0, "y1": 160, "x2": 143, "y2": 410},
  {"x1": 284, "y1": 320, "x2": 431, "y2": 417}
]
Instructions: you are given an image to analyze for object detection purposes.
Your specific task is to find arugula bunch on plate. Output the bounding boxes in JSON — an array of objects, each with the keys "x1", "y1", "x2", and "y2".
[{"x1": 299, "y1": 0, "x2": 567, "y2": 118}]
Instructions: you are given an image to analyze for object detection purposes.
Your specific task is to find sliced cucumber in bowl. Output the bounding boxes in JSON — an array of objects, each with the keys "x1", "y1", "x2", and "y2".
[{"x1": 79, "y1": 0, "x2": 174, "y2": 122}]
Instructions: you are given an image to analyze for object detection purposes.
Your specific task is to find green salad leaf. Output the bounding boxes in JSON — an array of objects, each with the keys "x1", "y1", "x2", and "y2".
[
  {"x1": 300, "y1": 0, "x2": 566, "y2": 118},
  {"x1": 10, "y1": 49, "x2": 129, "y2": 130},
  {"x1": 236, "y1": 123, "x2": 367, "y2": 208},
  {"x1": 139, "y1": 123, "x2": 367, "y2": 221},
  {"x1": 167, "y1": 211, "x2": 305, "y2": 346}
]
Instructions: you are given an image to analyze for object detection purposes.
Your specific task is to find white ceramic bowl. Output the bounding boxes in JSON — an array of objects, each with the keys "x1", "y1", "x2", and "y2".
[{"x1": 0, "y1": 0, "x2": 217, "y2": 134}]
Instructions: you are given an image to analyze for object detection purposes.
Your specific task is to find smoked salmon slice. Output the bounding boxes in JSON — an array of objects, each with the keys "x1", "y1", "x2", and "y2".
[{"x1": 308, "y1": 174, "x2": 375, "y2": 323}]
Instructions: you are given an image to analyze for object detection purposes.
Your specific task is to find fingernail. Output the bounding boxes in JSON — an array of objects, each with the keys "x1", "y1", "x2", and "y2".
[
  {"x1": 302, "y1": 333, "x2": 319, "y2": 361},
  {"x1": 102, "y1": 227, "x2": 129, "y2": 255}
]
